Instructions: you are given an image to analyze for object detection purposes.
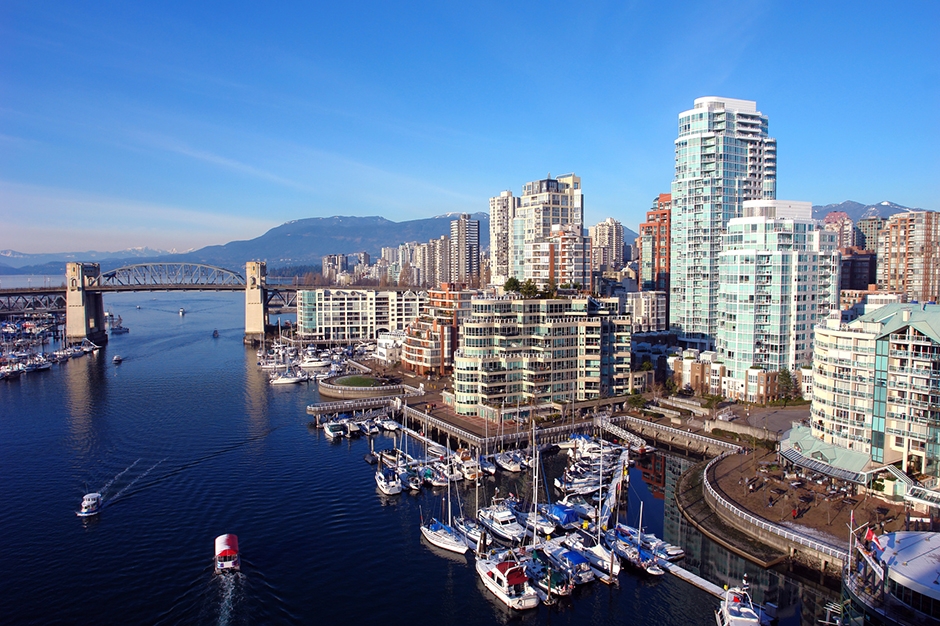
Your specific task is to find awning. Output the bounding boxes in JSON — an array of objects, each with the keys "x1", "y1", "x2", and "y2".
[
  {"x1": 904, "y1": 485, "x2": 940, "y2": 510},
  {"x1": 780, "y1": 447, "x2": 867, "y2": 484}
]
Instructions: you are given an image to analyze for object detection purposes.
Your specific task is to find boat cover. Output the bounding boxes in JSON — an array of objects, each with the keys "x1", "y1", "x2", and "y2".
[
  {"x1": 215, "y1": 534, "x2": 239, "y2": 557},
  {"x1": 548, "y1": 504, "x2": 579, "y2": 527},
  {"x1": 495, "y1": 561, "x2": 528, "y2": 586}
]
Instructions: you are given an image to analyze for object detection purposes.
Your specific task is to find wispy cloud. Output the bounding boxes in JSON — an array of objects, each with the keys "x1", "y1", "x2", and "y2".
[{"x1": 0, "y1": 180, "x2": 277, "y2": 254}]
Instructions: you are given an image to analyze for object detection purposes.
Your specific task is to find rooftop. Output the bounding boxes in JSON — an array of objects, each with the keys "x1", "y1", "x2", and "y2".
[{"x1": 876, "y1": 531, "x2": 940, "y2": 601}]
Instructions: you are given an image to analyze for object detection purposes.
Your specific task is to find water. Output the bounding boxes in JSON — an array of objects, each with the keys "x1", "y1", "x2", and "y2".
[{"x1": 0, "y1": 291, "x2": 835, "y2": 624}]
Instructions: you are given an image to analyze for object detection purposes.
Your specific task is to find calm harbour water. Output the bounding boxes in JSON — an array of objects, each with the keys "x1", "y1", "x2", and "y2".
[{"x1": 0, "y1": 290, "x2": 836, "y2": 625}]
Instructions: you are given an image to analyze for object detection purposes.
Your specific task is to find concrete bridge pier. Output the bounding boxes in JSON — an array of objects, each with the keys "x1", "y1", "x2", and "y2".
[
  {"x1": 66, "y1": 262, "x2": 108, "y2": 346},
  {"x1": 244, "y1": 261, "x2": 268, "y2": 344}
]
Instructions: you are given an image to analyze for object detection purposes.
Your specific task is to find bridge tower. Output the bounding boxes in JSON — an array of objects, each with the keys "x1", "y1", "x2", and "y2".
[
  {"x1": 66, "y1": 262, "x2": 109, "y2": 345},
  {"x1": 244, "y1": 261, "x2": 268, "y2": 343}
]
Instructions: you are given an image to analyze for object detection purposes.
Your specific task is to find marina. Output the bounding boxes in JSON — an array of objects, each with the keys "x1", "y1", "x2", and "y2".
[{"x1": 0, "y1": 291, "x2": 844, "y2": 624}]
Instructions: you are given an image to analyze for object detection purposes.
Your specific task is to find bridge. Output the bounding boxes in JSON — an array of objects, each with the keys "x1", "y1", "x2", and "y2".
[{"x1": 0, "y1": 261, "x2": 295, "y2": 344}]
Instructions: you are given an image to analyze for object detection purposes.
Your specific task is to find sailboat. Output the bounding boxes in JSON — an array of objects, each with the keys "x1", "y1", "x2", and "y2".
[{"x1": 419, "y1": 474, "x2": 468, "y2": 555}]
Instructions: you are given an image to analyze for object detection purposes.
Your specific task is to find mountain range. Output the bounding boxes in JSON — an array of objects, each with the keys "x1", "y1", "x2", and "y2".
[
  {"x1": 3, "y1": 202, "x2": 916, "y2": 276},
  {"x1": 811, "y1": 200, "x2": 919, "y2": 222}
]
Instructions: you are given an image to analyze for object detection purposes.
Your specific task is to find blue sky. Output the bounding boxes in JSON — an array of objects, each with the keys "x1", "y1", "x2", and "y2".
[{"x1": 1, "y1": 1, "x2": 937, "y2": 254}]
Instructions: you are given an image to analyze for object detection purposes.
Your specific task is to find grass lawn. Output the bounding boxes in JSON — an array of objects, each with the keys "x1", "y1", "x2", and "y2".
[{"x1": 333, "y1": 375, "x2": 378, "y2": 387}]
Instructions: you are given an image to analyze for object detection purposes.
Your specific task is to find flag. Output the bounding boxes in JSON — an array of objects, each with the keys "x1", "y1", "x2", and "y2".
[
  {"x1": 865, "y1": 527, "x2": 883, "y2": 550},
  {"x1": 850, "y1": 509, "x2": 855, "y2": 530}
]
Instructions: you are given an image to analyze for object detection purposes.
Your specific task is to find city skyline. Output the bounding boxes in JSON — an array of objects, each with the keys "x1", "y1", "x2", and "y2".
[{"x1": 2, "y1": 2, "x2": 938, "y2": 254}]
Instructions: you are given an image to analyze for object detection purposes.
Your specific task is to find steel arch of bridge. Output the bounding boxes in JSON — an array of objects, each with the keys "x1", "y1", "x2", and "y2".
[{"x1": 91, "y1": 263, "x2": 247, "y2": 291}]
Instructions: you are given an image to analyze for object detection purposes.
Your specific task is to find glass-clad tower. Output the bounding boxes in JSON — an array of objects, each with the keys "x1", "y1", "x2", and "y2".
[{"x1": 670, "y1": 97, "x2": 777, "y2": 350}]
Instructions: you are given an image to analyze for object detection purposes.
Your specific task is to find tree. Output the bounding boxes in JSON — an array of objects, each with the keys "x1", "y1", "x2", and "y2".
[
  {"x1": 504, "y1": 277, "x2": 521, "y2": 292},
  {"x1": 627, "y1": 392, "x2": 647, "y2": 411},
  {"x1": 398, "y1": 262, "x2": 412, "y2": 288},
  {"x1": 540, "y1": 279, "x2": 557, "y2": 299},
  {"x1": 519, "y1": 279, "x2": 539, "y2": 298},
  {"x1": 777, "y1": 367, "x2": 794, "y2": 405}
]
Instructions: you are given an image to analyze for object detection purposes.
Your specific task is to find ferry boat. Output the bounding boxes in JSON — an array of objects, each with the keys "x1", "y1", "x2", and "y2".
[
  {"x1": 76, "y1": 492, "x2": 103, "y2": 517},
  {"x1": 843, "y1": 530, "x2": 940, "y2": 625},
  {"x1": 214, "y1": 534, "x2": 240, "y2": 573}
]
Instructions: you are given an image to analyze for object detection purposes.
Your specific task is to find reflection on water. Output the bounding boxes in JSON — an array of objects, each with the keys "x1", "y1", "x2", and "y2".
[
  {"x1": 631, "y1": 452, "x2": 840, "y2": 626},
  {"x1": 2, "y1": 291, "x2": 839, "y2": 624}
]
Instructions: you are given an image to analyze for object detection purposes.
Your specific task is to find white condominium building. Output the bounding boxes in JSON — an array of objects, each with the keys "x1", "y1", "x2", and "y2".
[
  {"x1": 489, "y1": 191, "x2": 518, "y2": 287},
  {"x1": 589, "y1": 217, "x2": 624, "y2": 272},
  {"x1": 523, "y1": 224, "x2": 592, "y2": 290},
  {"x1": 716, "y1": 200, "x2": 840, "y2": 396},
  {"x1": 510, "y1": 174, "x2": 583, "y2": 282},
  {"x1": 296, "y1": 289, "x2": 427, "y2": 343},
  {"x1": 670, "y1": 97, "x2": 777, "y2": 350}
]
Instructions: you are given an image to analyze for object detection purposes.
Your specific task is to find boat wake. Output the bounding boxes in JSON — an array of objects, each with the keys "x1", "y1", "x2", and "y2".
[
  {"x1": 106, "y1": 458, "x2": 167, "y2": 504},
  {"x1": 106, "y1": 429, "x2": 279, "y2": 502},
  {"x1": 98, "y1": 458, "x2": 141, "y2": 497},
  {"x1": 216, "y1": 573, "x2": 239, "y2": 626}
]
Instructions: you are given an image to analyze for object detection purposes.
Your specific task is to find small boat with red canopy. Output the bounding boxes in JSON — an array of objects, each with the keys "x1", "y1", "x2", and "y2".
[{"x1": 214, "y1": 534, "x2": 240, "y2": 573}]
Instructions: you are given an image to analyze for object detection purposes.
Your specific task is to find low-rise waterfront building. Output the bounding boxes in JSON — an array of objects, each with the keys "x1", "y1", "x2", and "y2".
[
  {"x1": 449, "y1": 296, "x2": 634, "y2": 416},
  {"x1": 296, "y1": 289, "x2": 427, "y2": 343}
]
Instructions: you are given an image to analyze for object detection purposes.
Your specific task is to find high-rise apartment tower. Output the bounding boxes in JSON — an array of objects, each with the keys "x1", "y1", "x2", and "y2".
[{"x1": 670, "y1": 97, "x2": 777, "y2": 350}]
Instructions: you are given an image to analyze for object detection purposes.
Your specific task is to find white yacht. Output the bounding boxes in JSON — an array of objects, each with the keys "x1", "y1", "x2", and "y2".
[
  {"x1": 475, "y1": 555, "x2": 539, "y2": 610},
  {"x1": 375, "y1": 467, "x2": 403, "y2": 495}
]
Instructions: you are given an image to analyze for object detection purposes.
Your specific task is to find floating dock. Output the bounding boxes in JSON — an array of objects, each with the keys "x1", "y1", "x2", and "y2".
[{"x1": 660, "y1": 561, "x2": 724, "y2": 599}]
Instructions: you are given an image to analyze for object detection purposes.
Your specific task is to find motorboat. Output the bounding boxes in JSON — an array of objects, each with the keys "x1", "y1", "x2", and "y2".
[
  {"x1": 505, "y1": 497, "x2": 556, "y2": 537},
  {"x1": 715, "y1": 576, "x2": 761, "y2": 625},
  {"x1": 495, "y1": 451, "x2": 522, "y2": 473},
  {"x1": 398, "y1": 468, "x2": 423, "y2": 492},
  {"x1": 179, "y1": 308, "x2": 185, "y2": 316},
  {"x1": 458, "y1": 457, "x2": 483, "y2": 482},
  {"x1": 112, "y1": 355, "x2": 123, "y2": 364},
  {"x1": 269, "y1": 366, "x2": 308, "y2": 385},
  {"x1": 541, "y1": 503, "x2": 582, "y2": 531},
  {"x1": 299, "y1": 355, "x2": 331, "y2": 369},
  {"x1": 604, "y1": 526, "x2": 665, "y2": 576},
  {"x1": 559, "y1": 493, "x2": 597, "y2": 521},
  {"x1": 375, "y1": 467, "x2": 403, "y2": 496},
  {"x1": 343, "y1": 421, "x2": 363, "y2": 438},
  {"x1": 323, "y1": 421, "x2": 345, "y2": 440},
  {"x1": 613, "y1": 523, "x2": 685, "y2": 561},
  {"x1": 214, "y1": 534, "x2": 240, "y2": 573},
  {"x1": 378, "y1": 419, "x2": 400, "y2": 432},
  {"x1": 453, "y1": 515, "x2": 491, "y2": 550},
  {"x1": 110, "y1": 315, "x2": 129, "y2": 334},
  {"x1": 76, "y1": 492, "x2": 103, "y2": 517},
  {"x1": 212, "y1": 330, "x2": 219, "y2": 338},
  {"x1": 475, "y1": 555, "x2": 540, "y2": 610},
  {"x1": 542, "y1": 540, "x2": 595, "y2": 585},
  {"x1": 420, "y1": 518, "x2": 469, "y2": 555},
  {"x1": 477, "y1": 500, "x2": 527, "y2": 544},
  {"x1": 562, "y1": 530, "x2": 621, "y2": 580},
  {"x1": 361, "y1": 420, "x2": 380, "y2": 436},
  {"x1": 524, "y1": 548, "x2": 574, "y2": 599},
  {"x1": 478, "y1": 456, "x2": 497, "y2": 476}
]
